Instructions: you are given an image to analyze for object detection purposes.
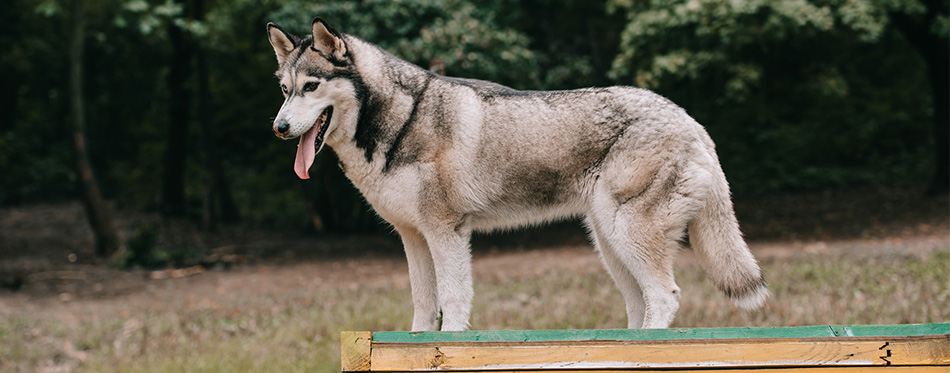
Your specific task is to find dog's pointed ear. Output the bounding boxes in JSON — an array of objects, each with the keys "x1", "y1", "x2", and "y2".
[
  {"x1": 267, "y1": 22, "x2": 297, "y2": 65},
  {"x1": 311, "y1": 17, "x2": 347, "y2": 61}
]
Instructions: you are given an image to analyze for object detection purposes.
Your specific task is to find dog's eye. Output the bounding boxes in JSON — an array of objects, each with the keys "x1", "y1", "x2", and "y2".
[
  {"x1": 303, "y1": 82, "x2": 320, "y2": 92},
  {"x1": 280, "y1": 84, "x2": 288, "y2": 94}
]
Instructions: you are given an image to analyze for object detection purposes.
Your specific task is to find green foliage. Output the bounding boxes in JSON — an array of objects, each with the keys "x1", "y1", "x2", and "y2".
[
  {"x1": 607, "y1": 0, "x2": 940, "y2": 193},
  {"x1": 119, "y1": 223, "x2": 201, "y2": 269},
  {"x1": 121, "y1": 224, "x2": 167, "y2": 269},
  {"x1": 267, "y1": 0, "x2": 541, "y2": 88},
  {"x1": 0, "y1": 0, "x2": 943, "y2": 231}
]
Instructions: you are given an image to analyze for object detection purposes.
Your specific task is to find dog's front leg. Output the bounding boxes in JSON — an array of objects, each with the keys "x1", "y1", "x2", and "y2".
[
  {"x1": 395, "y1": 226, "x2": 440, "y2": 331},
  {"x1": 422, "y1": 227, "x2": 473, "y2": 331}
]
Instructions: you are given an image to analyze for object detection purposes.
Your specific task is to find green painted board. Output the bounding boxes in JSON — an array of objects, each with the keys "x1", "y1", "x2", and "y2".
[{"x1": 372, "y1": 323, "x2": 950, "y2": 344}]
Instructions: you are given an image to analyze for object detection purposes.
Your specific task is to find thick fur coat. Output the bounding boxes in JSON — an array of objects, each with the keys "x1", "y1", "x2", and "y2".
[{"x1": 267, "y1": 18, "x2": 767, "y2": 331}]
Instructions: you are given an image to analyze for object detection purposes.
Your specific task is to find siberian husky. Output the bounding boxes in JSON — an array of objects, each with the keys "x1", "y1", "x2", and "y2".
[{"x1": 267, "y1": 17, "x2": 767, "y2": 331}]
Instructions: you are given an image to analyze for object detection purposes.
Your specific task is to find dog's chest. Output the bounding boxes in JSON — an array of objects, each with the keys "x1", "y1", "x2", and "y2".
[{"x1": 335, "y1": 147, "x2": 425, "y2": 225}]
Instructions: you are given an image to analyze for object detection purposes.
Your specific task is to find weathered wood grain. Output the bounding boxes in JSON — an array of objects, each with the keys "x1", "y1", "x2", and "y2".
[
  {"x1": 341, "y1": 331, "x2": 372, "y2": 372},
  {"x1": 885, "y1": 336, "x2": 950, "y2": 365},
  {"x1": 395, "y1": 368, "x2": 950, "y2": 373},
  {"x1": 370, "y1": 340, "x2": 890, "y2": 370}
]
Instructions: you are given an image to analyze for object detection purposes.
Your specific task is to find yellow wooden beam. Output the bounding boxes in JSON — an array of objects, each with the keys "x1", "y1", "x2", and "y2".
[
  {"x1": 885, "y1": 337, "x2": 950, "y2": 365},
  {"x1": 410, "y1": 368, "x2": 950, "y2": 373},
  {"x1": 365, "y1": 336, "x2": 948, "y2": 371},
  {"x1": 341, "y1": 331, "x2": 372, "y2": 372},
  {"x1": 370, "y1": 341, "x2": 881, "y2": 370}
]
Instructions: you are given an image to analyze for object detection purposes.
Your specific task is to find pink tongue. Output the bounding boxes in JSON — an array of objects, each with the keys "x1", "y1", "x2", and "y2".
[{"x1": 293, "y1": 126, "x2": 319, "y2": 179}]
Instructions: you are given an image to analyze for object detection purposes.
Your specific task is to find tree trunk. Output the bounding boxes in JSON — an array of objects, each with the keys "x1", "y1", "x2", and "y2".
[
  {"x1": 162, "y1": 3, "x2": 192, "y2": 215},
  {"x1": 195, "y1": 0, "x2": 239, "y2": 229},
  {"x1": 891, "y1": 2, "x2": 949, "y2": 194},
  {"x1": 928, "y1": 43, "x2": 949, "y2": 195},
  {"x1": 70, "y1": 0, "x2": 121, "y2": 258}
]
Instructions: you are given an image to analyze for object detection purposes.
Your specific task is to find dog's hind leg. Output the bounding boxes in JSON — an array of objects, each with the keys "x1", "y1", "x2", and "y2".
[
  {"x1": 589, "y1": 176, "x2": 686, "y2": 329},
  {"x1": 420, "y1": 226, "x2": 474, "y2": 331},
  {"x1": 602, "y1": 213, "x2": 682, "y2": 328},
  {"x1": 395, "y1": 225, "x2": 440, "y2": 331},
  {"x1": 585, "y1": 217, "x2": 646, "y2": 329}
]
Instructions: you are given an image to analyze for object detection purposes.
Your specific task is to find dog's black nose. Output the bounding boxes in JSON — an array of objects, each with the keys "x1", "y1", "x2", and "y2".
[{"x1": 275, "y1": 122, "x2": 290, "y2": 135}]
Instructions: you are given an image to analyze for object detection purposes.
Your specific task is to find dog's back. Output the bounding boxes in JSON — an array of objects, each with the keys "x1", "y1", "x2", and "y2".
[{"x1": 409, "y1": 79, "x2": 712, "y2": 231}]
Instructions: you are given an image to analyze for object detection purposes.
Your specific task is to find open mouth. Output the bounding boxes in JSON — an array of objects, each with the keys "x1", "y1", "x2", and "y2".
[
  {"x1": 293, "y1": 106, "x2": 333, "y2": 180},
  {"x1": 312, "y1": 106, "x2": 333, "y2": 151}
]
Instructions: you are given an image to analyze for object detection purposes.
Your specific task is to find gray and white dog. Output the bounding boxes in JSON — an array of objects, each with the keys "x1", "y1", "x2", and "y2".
[{"x1": 267, "y1": 18, "x2": 767, "y2": 331}]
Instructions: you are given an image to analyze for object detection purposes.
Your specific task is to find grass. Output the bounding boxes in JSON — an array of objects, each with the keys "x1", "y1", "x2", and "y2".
[{"x1": 1, "y1": 246, "x2": 948, "y2": 372}]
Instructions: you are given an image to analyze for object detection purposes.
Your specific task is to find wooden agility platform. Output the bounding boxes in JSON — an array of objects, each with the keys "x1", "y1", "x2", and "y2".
[{"x1": 341, "y1": 323, "x2": 949, "y2": 372}]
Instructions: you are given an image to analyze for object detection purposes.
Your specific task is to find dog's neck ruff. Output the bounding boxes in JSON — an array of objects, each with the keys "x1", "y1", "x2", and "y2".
[{"x1": 324, "y1": 37, "x2": 426, "y2": 174}]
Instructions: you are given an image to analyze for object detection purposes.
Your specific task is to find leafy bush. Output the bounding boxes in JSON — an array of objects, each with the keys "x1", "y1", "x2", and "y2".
[
  {"x1": 119, "y1": 223, "x2": 201, "y2": 269},
  {"x1": 120, "y1": 224, "x2": 166, "y2": 269}
]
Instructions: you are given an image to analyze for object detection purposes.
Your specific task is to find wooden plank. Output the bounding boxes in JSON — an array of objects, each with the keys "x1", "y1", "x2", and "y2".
[
  {"x1": 372, "y1": 324, "x2": 950, "y2": 344},
  {"x1": 341, "y1": 331, "x2": 372, "y2": 372},
  {"x1": 886, "y1": 336, "x2": 950, "y2": 365},
  {"x1": 418, "y1": 368, "x2": 949, "y2": 373},
  {"x1": 345, "y1": 324, "x2": 950, "y2": 372},
  {"x1": 369, "y1": 340, "x2": 892, "y2": 371}
]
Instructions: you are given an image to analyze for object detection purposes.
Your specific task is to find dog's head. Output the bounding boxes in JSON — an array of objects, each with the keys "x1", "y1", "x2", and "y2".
[{"x1": 267, "y1": 18, "x2": 359, "y2": 179}]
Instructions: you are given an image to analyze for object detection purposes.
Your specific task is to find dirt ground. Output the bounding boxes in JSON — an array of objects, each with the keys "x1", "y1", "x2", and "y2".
[{"x1": 1, "y1": 184, "x2": 947, "y2": 322}]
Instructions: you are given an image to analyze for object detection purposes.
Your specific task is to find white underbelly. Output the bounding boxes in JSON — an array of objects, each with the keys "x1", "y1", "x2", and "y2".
[{"x1": 467, "y1": 200, "x2": 587, "y2": 233}]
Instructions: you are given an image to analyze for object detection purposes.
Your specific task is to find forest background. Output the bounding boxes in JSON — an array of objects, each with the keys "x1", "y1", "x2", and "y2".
[{"x1": 1, "y1": 0, "x2": 947, "y2": 258}]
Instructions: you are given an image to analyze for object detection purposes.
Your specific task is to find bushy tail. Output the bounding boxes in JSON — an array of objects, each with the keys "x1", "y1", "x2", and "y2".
[{"x1": 688, "y1": 174, "x2": 768, "y2": 310}]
